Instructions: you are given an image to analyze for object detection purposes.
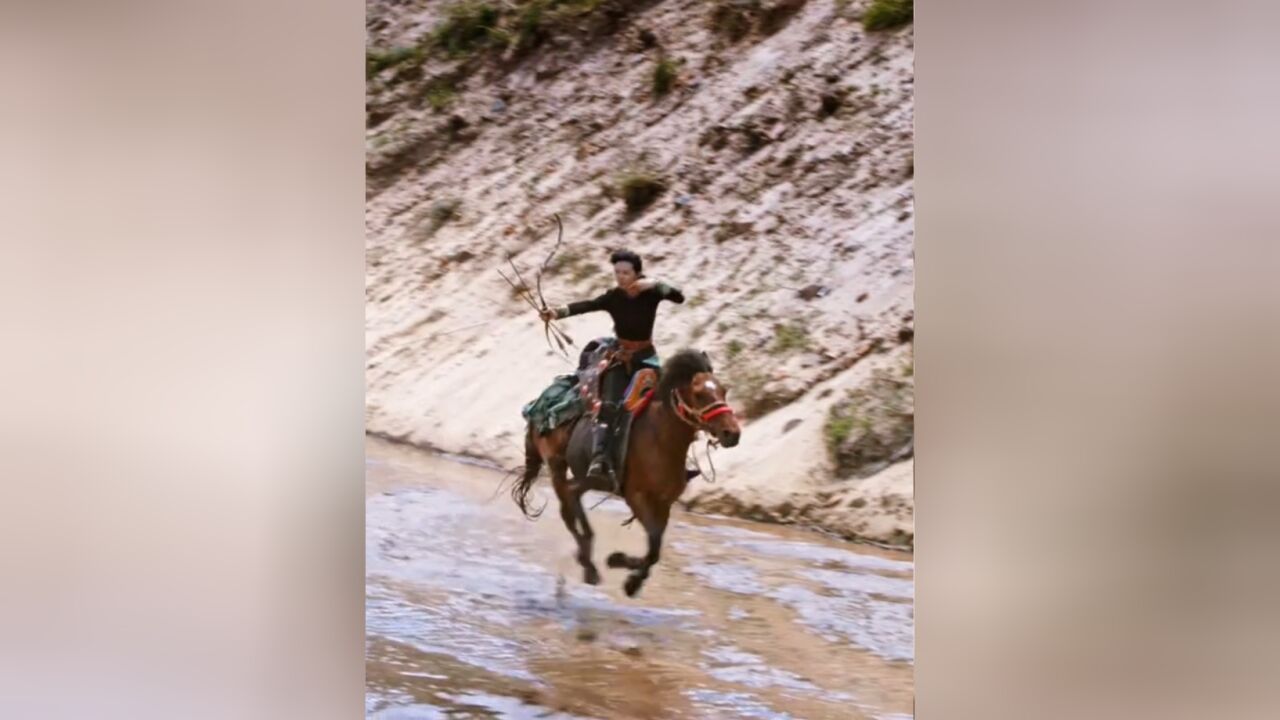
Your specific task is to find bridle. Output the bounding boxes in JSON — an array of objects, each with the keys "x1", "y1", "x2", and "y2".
[
  {"x1": 670, "y1": 380, "x2": 737, "y2": 485},
  {"x1": 671, "y1": 385, "x2": 735, "y2": 432}
]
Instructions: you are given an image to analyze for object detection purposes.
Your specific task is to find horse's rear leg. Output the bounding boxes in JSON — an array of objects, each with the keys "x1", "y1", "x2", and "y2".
[
  {"x1": 607, "y1": 496, "x2": 669, "y2": 597},
  {"x1": 569, "y1": 489, "x2": 600, "y2": 586},
  {"x1": 552, "y1": 461, "x2": 600, "y2": 585}
]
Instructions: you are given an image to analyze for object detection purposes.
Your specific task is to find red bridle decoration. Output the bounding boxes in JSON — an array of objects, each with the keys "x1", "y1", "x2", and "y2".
[{"x1": 672, "y1": 389, "x2": 736, "y2": 430}]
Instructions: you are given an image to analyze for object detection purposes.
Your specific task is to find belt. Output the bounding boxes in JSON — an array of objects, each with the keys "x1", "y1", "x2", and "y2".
[
  {"x1": 611, "y1": 338, "x2": 654, "y2": 367},
  {"x1": 617, "y1": 339, "x2": 654, "y2": 352}
]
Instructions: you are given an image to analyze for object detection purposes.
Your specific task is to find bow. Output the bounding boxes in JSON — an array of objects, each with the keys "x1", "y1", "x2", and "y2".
[{"x1": 497, "y1": 213, "x2": 575, "y2": 361}]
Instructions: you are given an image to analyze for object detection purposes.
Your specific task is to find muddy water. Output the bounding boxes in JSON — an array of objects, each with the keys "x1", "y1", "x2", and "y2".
[{"x1": 366, "y1": 437, "x2": 913, "y2": 719}]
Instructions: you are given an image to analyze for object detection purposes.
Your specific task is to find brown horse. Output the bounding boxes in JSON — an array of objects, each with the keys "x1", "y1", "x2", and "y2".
[{"x1": 511, "y1": 349, "x2": 742, "y2": 597}]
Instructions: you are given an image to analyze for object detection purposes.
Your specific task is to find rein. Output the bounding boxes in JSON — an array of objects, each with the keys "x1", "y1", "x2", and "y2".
[{"x1": 670, "y1": 386, "x2": 736, "y2": 484}]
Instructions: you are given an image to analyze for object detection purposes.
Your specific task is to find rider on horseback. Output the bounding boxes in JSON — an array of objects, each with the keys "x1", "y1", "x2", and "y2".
[{"x1": 539, "y1": 249, "x2": 684, "y2": 487}]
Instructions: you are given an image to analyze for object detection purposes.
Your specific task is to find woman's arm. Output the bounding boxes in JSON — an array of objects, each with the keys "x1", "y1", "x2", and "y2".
[
  {"x1": 654, "y1": 281, "x2": 684, "y2": 304},
  {"x1": 625, "y1": 278, "x2": 684, "y2": 303},
  {"x1": 541, "y1": 291, "x2": 610, "y2": 321}
]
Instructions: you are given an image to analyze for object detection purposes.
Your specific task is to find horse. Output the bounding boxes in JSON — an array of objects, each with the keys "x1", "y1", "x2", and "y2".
[{"x1": 511, "y1": 349, "x2": 742, "y2": 597}]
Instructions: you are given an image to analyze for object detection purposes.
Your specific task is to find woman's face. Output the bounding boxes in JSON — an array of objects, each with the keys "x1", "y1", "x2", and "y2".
[{"x1": 613, "y1": 261, "x2": 638, "y2": 288}]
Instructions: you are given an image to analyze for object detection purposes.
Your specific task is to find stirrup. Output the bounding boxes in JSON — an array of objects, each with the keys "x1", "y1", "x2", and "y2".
[{"x1": 586, "y1": 456, "x2": 610, "y2": 481}]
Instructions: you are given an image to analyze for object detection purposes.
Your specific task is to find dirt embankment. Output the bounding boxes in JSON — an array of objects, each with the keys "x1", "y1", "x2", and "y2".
[{"x1": 365, "y1": 0, "x2": 915, "y2": 547}]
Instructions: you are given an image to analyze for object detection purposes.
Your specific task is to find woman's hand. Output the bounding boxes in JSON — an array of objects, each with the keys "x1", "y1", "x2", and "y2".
[{"x1": 624, "y1": 278, "x2": 657, "y2": 297}]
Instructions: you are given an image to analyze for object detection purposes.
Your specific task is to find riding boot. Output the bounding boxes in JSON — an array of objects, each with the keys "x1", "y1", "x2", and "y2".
[{"x1": 585, "y1": 402, "x2": 619, "y2": 487}]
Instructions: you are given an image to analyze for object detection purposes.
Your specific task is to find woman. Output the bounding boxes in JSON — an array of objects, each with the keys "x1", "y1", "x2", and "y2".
[{"x1": 540, "y1": 249, "x2": 684, "y2": 485}]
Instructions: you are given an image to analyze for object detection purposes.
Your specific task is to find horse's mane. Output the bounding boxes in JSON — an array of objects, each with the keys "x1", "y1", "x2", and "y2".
[{"x1": 657, "y1": 348, "x2": 714, "y2": 402}]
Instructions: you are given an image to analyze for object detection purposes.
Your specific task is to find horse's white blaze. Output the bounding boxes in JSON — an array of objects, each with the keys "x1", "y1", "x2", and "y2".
[{"x1": 705, "y1": 380, "x2": 718, "y2": 392}]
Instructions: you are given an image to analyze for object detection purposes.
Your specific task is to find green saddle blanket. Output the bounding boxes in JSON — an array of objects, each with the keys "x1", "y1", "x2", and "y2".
[
  {"x1": 522, "y1": 374, "x2": 585, "y2": 436},
  {"x1": 523, "y1": 340, "x2": 664, "y2": 436}
]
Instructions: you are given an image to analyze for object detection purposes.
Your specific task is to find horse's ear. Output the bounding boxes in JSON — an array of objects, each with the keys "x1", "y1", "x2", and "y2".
[{"x1": 701, "y1": 350, "x2": 713, "y2": 372}]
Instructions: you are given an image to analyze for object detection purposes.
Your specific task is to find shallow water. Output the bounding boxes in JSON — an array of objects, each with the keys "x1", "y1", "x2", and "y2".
[{"x1": 366, "y1": 437, "x2": 913, "y2": 719}]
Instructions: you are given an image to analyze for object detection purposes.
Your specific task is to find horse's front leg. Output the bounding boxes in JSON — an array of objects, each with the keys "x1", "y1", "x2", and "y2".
[{"x1": 607, "y1": 495, "x2": 669, "y2": 597}]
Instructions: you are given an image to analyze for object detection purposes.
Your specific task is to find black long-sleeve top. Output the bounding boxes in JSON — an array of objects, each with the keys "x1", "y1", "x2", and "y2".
[{"x1": 563, "y1": 282, "x2": 684, "y2": 341}]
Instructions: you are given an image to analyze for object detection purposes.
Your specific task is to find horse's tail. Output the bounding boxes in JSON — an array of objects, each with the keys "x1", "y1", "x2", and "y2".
[{"x1": 511, "y1": 423, "x2": 545, "y2": 519}]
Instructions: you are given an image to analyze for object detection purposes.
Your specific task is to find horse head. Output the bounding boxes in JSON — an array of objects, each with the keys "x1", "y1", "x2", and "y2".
[{"x1": 660, "y1": 349, "x2": 742, "y2": 448}]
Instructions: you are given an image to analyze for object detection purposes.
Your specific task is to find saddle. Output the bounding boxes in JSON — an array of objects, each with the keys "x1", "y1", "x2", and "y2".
[
  {"x1": 573, "y1": 337, "x2": 660, "y2": 493},
  {"x1": 576, "y1": 337, "x2": 659, "y2": 421}
]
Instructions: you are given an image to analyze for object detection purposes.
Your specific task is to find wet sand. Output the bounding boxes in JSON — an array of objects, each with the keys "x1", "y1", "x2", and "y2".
[{"x1": 366, "y1": 437, "x2": 913, "y2": 719}]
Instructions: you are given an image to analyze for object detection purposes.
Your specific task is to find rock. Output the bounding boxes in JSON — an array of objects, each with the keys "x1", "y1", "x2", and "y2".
[
  {"x1": 856, "y1": 292, "x2": 869, "y2": 302},
  {"x1": 826, "y1": 368, "x2": 914, "y2": 479},
  {"x1": 745, "y1": 376, "x2": 807, "y2": 418},
  {"x1": 490, "y1": 98, "x2": 507, "y2": 114},
  {"x1": 797, "y1": 284, "x2": 830, "y2": 300},
  {"x1": 819, "y1": 92, "x2": 842, "y2": 118},
  {"x1": 674, "y1": 194, "x2": 694, "y2": 207},
  {"x1": 445, "y1": 249, "x2": 475, "y2": 265}
]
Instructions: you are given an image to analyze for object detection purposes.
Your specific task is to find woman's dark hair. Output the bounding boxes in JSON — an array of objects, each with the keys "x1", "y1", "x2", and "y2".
[{"x1": 609, "y1": 249, "x2": 643, "y2": 276}]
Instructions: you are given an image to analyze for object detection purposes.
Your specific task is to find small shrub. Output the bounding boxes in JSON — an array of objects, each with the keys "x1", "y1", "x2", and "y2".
[
  {"x1": 652, "y1": 57, "x2": 678, "y2": 96},
  {"x1": 366, "y1": 46, "x2": 424, "y2": 79},
  {"x1": 425, "y1": 80, "x2": 456, "y2": 112},
  {"x1": 430, "y1": 199, "x2": 461, "y2": 229},
  {"x1": 570, "y1": 260, "x2": 596, "y2": 283},
  {"x1": 548, "y1": 246, "x2": 597, "y2": 283},
  {"x1": 432, "y1": 2, "x2": 502, "y2": 56},
  {"x1": 714, "y1": 221, "x2": 751, "y2": 243},
  {"x1": 725, "y1": 366, "x2": 768, "y2": 417},
  {"x1": 862, "y1": 0, "x2": 912, "y2": 32},
  {"x1": 548, "y1": 245, "x2": 583, "y2": 273},
  {"x1": 709, "y1": 1, "x2": 754, "y2": 42},
  {"x1": 773, "y1": 322, "x2": 810, "y2": 352},
  {"x1": 513, "y1": 0, "x2": 617, "y2": 51},
  {"x1": 758, "y1": 0, "x2": 806, "y2": 35},
  {"x1": 508, "y1": 280, "x2": 532, "y2": 300},
  {"x1": 514, "y1": 0, "x2": 549, "y2": 52},
  {"x1": 825, "y1": 414, "x2": 855, "y2": 448},
  {"x1": 726, "y1": 339, "x2": 744, "y2": 359},
  {"x1": 409, "y1": 199, "x2": 461, "y2": 242},
  {"x1": 615, "y1": 170, "x2": 667, "y2": 213}
]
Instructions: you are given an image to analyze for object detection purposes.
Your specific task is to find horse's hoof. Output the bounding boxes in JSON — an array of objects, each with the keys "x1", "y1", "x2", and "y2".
[
  {"x1": 623, "y1": 574, "x2": 644, "y2": 597},
  {"x1": 583, "y1": 565, "x2": 600, "y2": 585},
  {"x1": 606, "y1": 552, "x2": 630, "y2": 569}
]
